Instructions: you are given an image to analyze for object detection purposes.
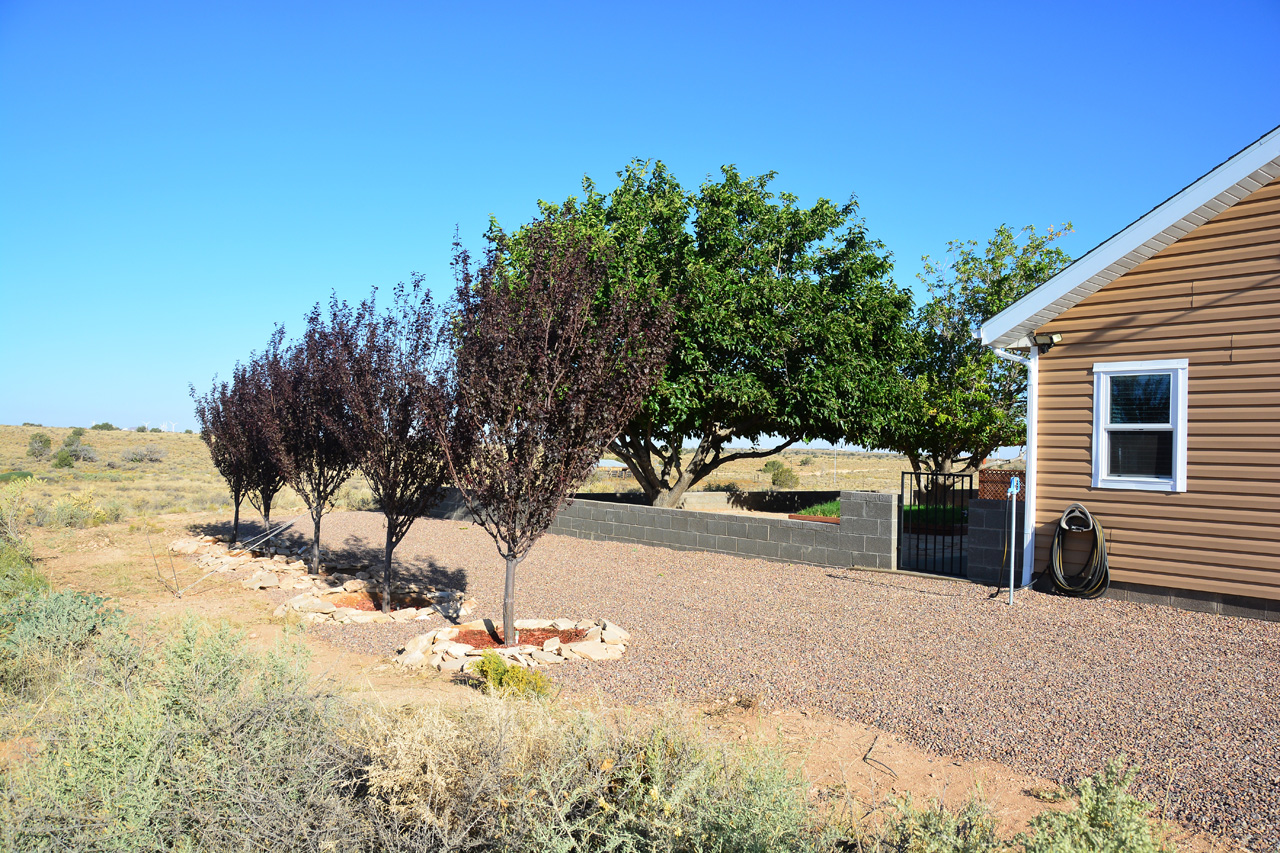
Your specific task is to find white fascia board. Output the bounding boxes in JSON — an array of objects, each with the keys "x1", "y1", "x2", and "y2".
[{"x1": 981, "y1": 124, "x2": 1280, "y2": 349}]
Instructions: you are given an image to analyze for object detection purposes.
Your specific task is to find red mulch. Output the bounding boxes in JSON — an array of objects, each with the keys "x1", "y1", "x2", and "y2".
[
  {"x1": 452, "y1": 627, "x2": 588, "y2": 650},
  {"x1": 326, "y1": 590, "x2": 441, "y2": 612}
]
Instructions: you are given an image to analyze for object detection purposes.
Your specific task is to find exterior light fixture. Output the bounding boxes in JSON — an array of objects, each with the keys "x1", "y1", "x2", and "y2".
[{"x1": 1032, "y1": 333, "x2": 1062, "y2": 354}]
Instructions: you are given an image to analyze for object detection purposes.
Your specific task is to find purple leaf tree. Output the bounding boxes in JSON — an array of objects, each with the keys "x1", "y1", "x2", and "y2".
[
  {"x1": 261, "y1": 305, "x2": 360, "y2": 575},
  {"x1": 191, "y1": 379, "x2": 251, "y2": 544},
  {"x1": 334, "y1": 279, "x2": 452, "y2": 614},
  {"x1": 444, "y1": 219, "x2": 673, "y2": 646}
]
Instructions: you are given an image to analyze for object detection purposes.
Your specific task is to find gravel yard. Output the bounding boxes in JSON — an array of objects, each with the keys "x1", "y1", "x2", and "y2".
[{"x1": 282, "y1": 511, "x2": 1279, "y2": 848}]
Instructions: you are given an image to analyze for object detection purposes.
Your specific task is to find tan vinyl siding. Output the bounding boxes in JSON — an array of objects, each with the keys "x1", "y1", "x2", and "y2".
[{"x1": 1034, "y1": 176, "x2": 1280, "y2": 602}]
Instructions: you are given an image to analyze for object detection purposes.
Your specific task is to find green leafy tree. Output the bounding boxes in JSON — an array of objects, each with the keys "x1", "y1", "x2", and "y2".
[
  {"x1": 871, "y1": 224, "x2": 1072, "y2": 475},
  {"x1": 542, "y1": 161, "x2": 910, "y2": 507}
]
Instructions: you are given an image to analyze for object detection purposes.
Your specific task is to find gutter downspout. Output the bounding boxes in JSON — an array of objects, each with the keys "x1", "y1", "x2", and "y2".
[
  {"x1": 989, "y1": 346, "x2": 1036, "y2": 587},
  {"x1": 1021, "y1": 347, "x2": 1038, "y2": 587}
]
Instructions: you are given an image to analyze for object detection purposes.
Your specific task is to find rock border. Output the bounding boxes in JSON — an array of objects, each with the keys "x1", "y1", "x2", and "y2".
[
  {"x1": 396, "y1": 618, "x2": 632, "y2": 671},
  {"x1": 167, "y1": 536, "x2": 477, "y2": 624}
]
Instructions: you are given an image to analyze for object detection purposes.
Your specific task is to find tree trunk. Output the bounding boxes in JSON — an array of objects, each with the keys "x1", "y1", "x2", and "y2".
[
  {"x1": 231, "y1": 498, "x2": 241, "y2": 545},
  {"x1": 382, "y1": 524, "x2": 394, "y2": 615},
  {"x1": 261, "y1": 494, "x2": 272, "y2": 530},
  {"x1": 310, "y1": 508, "x2": 322, "y2": 575},
  {"x1": 502, "y1": 554, "x2": 519, "y2": 647}
]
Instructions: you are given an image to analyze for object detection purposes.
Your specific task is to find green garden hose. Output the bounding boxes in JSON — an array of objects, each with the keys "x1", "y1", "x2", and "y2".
[{"x1": 1047, "y1": 503, "x2": 1110, "y2": 599}]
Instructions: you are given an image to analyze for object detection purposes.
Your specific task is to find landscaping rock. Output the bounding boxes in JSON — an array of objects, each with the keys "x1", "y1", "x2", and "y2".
[
  {"x1": 565, "y1": 641, "x2": 622, "y2": 661},
  {"x1": 241, "y1": 571, "x2": 279, "y2": 590},
  {"x1": 542, "y1": 637, "x2": 561, "y2": 653},
  {"x1": 531, "y1": 650, "x2": 564, "y2": 665},
  {"x1": 294, "y1": 597, "x2": 336, "y2": 614},
  {"x1": 390, "y1": 608, "x2": 418, "y2": 622}
]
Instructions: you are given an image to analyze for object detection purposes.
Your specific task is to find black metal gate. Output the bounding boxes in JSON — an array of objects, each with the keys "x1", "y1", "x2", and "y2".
[{"x1": 898, "y1": 472, "x2": 971, "y2": 577}]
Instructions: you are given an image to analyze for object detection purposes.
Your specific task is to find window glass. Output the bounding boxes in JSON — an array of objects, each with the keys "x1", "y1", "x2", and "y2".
[
  {"x1": 1108, "y1": 430, "x2": 1173, "y2": 478},
  {"x1": 1109, "y1": 373, "x2": 1171, "y2": 424}
]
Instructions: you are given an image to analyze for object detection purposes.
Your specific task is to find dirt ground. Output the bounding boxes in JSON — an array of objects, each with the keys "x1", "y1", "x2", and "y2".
[{"x1": 29, "y1": 511, "x2": 1245, "y2": 851}]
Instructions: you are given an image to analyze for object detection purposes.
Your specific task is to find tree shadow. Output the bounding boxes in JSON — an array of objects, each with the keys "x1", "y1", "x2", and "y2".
[{"x1": 183, "y1": 521, "x2": 469, "y2": 592}]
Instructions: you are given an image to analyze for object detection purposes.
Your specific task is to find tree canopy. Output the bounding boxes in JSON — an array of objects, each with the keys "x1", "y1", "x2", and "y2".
[
  {"x1": 541, "y1": 161, "x2": 910, "y2": 506},
  {"x1": 444, "y1": 218, "x2": 672, "y2": 644},
  {"x1": 868, "y1": 223, "x2": 1073, "y2": 474}
]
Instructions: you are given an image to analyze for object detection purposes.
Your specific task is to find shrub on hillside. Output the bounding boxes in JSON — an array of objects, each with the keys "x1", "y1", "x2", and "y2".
[
  {"x1": 65, "y1": 427, "x2": 87, "y2": 443},
  {"x1": 25, "y1": 433, "x2": 51, "y2": 460},
  {"x1": 135, "y1": 425, "x2": 147, "y2": 432},
  {"x1": 121, "y1": 445, "x2": 168, "y2": 463},
  {"x1": 772, "y1": 466, "x2": 800, "y2": 489},
  {"x1": 90, "y1": 422, "x2": 118, "y2": 431},
  {"x1": 472, "y1": 650, "x2": 552, "y2": 698},
  {"x1": 51, "y1": 449, "x2": 74, "y2": 469},
  {"x1": 762, "y1": 459, "x2": 785, "y2": 474},
  {"x1": 149, "y1": 427, "x2": 163, "y2": 433}
]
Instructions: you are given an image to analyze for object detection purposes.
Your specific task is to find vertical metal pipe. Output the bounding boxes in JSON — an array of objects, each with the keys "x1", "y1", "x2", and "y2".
[{"x1": 1022, "y1": 347, "x2": 1040, "y2": 587}]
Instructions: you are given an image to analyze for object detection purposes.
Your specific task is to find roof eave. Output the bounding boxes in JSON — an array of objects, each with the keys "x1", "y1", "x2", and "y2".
[{"x1": 980, "y1": 125, "x2": 1280, "y2": 350}]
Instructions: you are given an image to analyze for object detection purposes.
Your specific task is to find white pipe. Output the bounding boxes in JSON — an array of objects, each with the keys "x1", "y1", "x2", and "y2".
[
  {"x1": 992, "y1": 347, "x2": 1030, "y2": 366},
  {"x1": 1021, "y1": 347, "x2": 1039, "y2": 587}
]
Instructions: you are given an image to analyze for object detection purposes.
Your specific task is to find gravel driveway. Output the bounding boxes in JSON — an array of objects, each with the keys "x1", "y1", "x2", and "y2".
[{"x1": 272, "y1": 510, "x2": 1279, "y2": 848}]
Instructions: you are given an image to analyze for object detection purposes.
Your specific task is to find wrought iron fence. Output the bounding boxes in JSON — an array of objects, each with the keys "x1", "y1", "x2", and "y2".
[{"x1": 898, "y1": 472, "x2": 972, "y2": 577}]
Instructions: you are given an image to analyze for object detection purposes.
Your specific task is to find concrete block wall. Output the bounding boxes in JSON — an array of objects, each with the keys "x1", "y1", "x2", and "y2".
[
  {"x1": 542, "y1": 490, "x2": 899, "y2": 570},
  {"x1": 967, "y1": 498, "x2": 1024, "y2": 586}
]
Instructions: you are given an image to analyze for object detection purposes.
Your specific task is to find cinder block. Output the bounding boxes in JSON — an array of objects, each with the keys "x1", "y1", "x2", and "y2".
[
  {"x1": 790, "y1": 528, "x2": 815, "y2": 548},
  {"x1": 838, "y1": 534, "x2": 865, "y2": 554},
  {"x1": 687, "y1": 517, "x2": 708, "y2": 535},
  {"x1": 747, "y1": 523, "x2": 769, "y2": 540},
  {"x1": 715, "y1": 535, "x2": 738, "y2": 553},
  {"x1": 779, "y1": 543, "x2": 803, "y2": 563},
  {"x1": 863, "y1": 501, "x2": 894, "y2": 521},
  {"x1": 672, "y1": 515, "x2": 690, "y2": 533},
  {"x1": 768, "y1": 525, "x2": 792, "y2": 544},
  {"x1": 757, "y1": 540, "x2": 781, "y2": 560},
  {"x1": 840, "y1": 517, "x2": 880, "y2": 536},
  {"x1": 656, "y1": 514, "x2": 673, "y2": 530},
  {"x1": 696, "y1": 533, "x2": 717, "y2": 550},
  {"x1": 706, "y1": 519, "x2": 729, "y2": 537},
  {"x1": 726, "y1": 521, "x2": 748, "y2": 538}
]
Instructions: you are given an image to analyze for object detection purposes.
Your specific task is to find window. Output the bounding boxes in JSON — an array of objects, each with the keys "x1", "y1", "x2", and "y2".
[{"x1": 1091, "y1": 359, "x2": 1187, "y2": 492}]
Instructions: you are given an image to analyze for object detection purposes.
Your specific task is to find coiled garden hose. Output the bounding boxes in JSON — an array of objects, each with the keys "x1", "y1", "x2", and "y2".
[{"x1": 1047, "y1": 503, "x2": 1110, "y2": 599}]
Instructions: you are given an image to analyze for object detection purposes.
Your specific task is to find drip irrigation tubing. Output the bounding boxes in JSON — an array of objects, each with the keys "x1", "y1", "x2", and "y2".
[{"x1": 1045, "y1": 502, "x2": 1109, "y2": 599}]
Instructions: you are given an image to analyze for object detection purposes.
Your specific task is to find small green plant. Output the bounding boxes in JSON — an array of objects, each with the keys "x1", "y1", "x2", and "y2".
[
  {"x1": 149, "y1": 427, "x2": 163, "y2": 433},
  {"x1": 90, "y1": 422, "x2": 118, "y2": 431},
  {"x1": 65, "y1": 427, "x2": 87, "y2": 443},
  {"x1": 0, "y1": 471, "x2": 34, "y2": 484},
  {"x1": 26, "y1": 432, "x2": 52, "y2": 460},
  {"x1": 771, "y1": 465, "x2": 800, "y2": 489},
  {"x1": 0, "y1": 588, "x2": 123, "y2": 694},
  {"x1": 51, "y1": 448, "x2": 74, "y2": 469},
  {"x1": 762, "y1": 459, "x2": 785, "y2": 473},
  {"x1": 1020, "y1": 758, "x2": 1172, "y2": 853},
  {"x1": 799, "y1": 455, "x2": 815, "y2": 466},
  {"x1": 135, "y1": 425, "x2": 147, "y2": 432},
  {"x1": 473, "y1": 649, "x2": 553, "y2": 698},
  {"x1": 862, "y1": 796, "x2": 1003, "y2": 853}
]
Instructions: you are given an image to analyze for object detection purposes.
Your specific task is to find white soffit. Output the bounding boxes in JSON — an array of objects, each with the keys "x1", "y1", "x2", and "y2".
[{"x1": 981, "y1": 124, "x2": 1280, "y2": 349}]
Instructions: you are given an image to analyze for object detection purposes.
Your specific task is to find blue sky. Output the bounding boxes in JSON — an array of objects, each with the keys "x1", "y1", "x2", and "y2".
[{"x1": 1, "y1": 0, "x2": 1277, "y2": 433}]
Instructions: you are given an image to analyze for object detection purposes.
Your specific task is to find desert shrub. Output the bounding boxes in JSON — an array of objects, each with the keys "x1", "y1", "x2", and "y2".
[
  {"x1": 51, "y1": 448, "x2": 73, "y2": 469},
  {"x1": 771, "y1": 466, "x2": 800, "y2": 489},
  {"x1": 0, "y1": 618, "x2": 364, "y2": 852},
  {"x1": 25, "y1": 433, "x2": 51, "y2": 460},
  {"x1": 472, "y1": 649, "x2": 552, "y2": 698},
  {"x1": 335, "y1": 482, "x2": 378, "y2": 511},
  {"x1": 149, "y1": 427, "x2": 162, "y2": 433},
  {"x1": 135, "y1": 424, "x2": 147, "y2": 432},
  {"x1": 0, "y1": 545, "x2": 47, "y2": 603},
  {"x1": 21, "y1": 422, "x2": 42, "y2": 427},
  {"x1": 184, "y1": 428, "x2": 193, "y2": 434},
  {"x1": 359, "y1": 698, "x2": 825, "y2": 853},
  {"x1": 1020, "y1": 759, "x2": 1172, "y2": 853},
  {"x1": 0, "y1": 472, "x2": 33, "y2": 484},
  {"x1": 799, "y1": 455, "x2": 815, "y2": 466},
  {"x1": 0, "y1": 588, "x2": 122, "y2": 695},
  {"x1": 853, "y1": 796, "x2": 1002, "y2": 853},
  {"x1": 90, "y1": 422, "x2": 118, "y2": 431},
  {"x1": 762, "y1": 459, "x2": 785, "y2": 473},
  {"x1": 121, "y1": 445, "x2": 168, "y2": 463},
  {"x1": 65, "y1": 427, "x2": 87, "y2": 443}
]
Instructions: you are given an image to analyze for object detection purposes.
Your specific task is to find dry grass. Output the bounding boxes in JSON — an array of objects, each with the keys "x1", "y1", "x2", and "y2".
[
  {"x1": 0, "y1": 424, "x2": 385, "y2": 521},
  {"x1": 584, "y1": 447, "x2": 918, "y2": 495}
]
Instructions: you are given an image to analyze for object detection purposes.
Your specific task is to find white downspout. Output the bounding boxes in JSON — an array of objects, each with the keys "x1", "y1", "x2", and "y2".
[{"x1": 1022, "y1": 347, "x2": 1039, "y2": 586}]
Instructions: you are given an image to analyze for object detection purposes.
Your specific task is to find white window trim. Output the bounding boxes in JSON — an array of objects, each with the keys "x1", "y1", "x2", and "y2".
[{"x1": 1091, "y1": 359, "x2": 1188, "y2": 492}]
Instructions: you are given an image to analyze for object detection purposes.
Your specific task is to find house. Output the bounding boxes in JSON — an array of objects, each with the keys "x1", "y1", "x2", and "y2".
[{"x1": 980, "y1": 125, "x2": 1280, "y2": 620}]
